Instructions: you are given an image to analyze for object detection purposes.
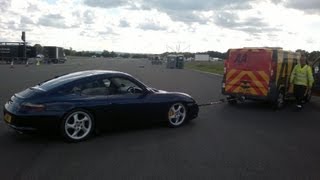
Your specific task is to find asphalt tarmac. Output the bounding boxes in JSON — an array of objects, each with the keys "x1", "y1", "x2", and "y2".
[{"x1": 1, "y1": 57, "x2": 320, "y2": 180}]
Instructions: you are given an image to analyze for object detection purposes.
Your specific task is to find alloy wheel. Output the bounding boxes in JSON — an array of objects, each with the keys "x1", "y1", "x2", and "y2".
[
  {"x1": 64, "y1": 111, "x2": 93, "y2": 141},
  {"x1": 168, "y1": 103, "x2": 187, "y2": 127}
]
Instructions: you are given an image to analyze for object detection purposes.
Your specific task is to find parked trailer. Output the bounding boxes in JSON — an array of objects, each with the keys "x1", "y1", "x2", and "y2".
[
  {"x1": 0, "y1": 42, "x2": 36, "y2": 63},
  {"x1": 43, "y1": 46, "x2": 67, "y2": 64}
]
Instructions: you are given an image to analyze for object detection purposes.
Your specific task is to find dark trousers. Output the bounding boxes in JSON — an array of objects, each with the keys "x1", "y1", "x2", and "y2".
[{"x1": 294, "y1": 85, "x2": 307, "y2": 107}]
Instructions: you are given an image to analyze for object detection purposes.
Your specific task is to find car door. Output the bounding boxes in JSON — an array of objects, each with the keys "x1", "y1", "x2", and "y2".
[
  {"x1": 57, "y1": 76, "x2": 117, "y2": 129},
  {"x1": 311, "y1": 57, "x2": 320, "y2": 96},
  {"x1": 72, "y1": 76, "x2": 118, "y2": 127},
  {"x1": 105, "y1": 76, "x2": 150, "y2": 126}
]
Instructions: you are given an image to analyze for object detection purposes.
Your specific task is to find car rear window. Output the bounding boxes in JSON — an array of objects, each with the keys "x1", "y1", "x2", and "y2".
[
  {"x1": 38, "y1": 78, "x2": 67, "y2": 91},
  {"x1": 16, "y1": 87, "x2": 44, "y2": 98},
  {"x1": 38, "y1": 74, "x2": 82, "y2": 91}
]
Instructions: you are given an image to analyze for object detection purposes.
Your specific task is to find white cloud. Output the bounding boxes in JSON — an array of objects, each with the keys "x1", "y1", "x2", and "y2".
[
  {"x1": 137, "y1": 20, "x2": 167, "y2": 31},
  {"x1": 286, "y1": 0, "x2": 320, "y2": 11},
  {"x1": 0, "y1": 0, "x2": 12, "y2": 12},
  {"x1": 83, "y1": 0, "x2": 129, "y2": 8},
  {"x1": 0, "y1": 0, "x2": 319, "y2": 53},
  {"x1": 119, "y1": 19, "x2": 130, "y2": 27},
  {"x1": 38, "y1": 14, "x2": 67, "y2": 28},
  {"x1": 20, "y1": 16, "x2": 35, "y2": 25},
  {"x1": 269, "y1": 0, "x2": 320, "y2": 14},
  {"x1": 83, "y1": 10, "x2": 96, "y2": 24}
]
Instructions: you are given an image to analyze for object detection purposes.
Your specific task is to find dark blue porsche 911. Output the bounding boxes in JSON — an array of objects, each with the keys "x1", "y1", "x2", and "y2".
[{"x1": 3, "y1": 70, "x2": 199, "y2": 142}]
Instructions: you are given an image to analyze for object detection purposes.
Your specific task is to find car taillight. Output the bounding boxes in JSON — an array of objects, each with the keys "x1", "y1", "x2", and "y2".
[{"x1": 20, "y1": 103, "x2": 46, "y2": 112}]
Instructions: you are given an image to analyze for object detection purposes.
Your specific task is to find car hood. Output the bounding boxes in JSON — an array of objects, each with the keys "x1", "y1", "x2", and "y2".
[{"x1": 148, "y1": 88, "x2": 193, "y2": 99}]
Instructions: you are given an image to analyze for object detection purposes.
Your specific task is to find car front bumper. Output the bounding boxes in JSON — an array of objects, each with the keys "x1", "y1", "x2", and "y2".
[{"x1": 186, "y1": 103, "x2": 199, "y2": 120}]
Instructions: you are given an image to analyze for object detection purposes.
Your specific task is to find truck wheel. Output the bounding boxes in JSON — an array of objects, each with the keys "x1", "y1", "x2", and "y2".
[
  {"x1": 273, "y1": 91, "x2": 285, "y2": 109},
  {"x1": 227, "y1": 96, "x2": 237, "y2": 105}
]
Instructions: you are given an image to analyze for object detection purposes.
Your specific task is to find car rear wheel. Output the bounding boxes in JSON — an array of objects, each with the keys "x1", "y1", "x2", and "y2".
[
  {"x1": 168, "y1": 103, "x2": 187, "y2": 128},
  {"x1": 61, "y1": 110, "x2": 94, "y2": 142}
]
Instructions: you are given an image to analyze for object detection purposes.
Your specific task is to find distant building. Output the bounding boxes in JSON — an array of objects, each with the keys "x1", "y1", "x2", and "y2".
[
  {"x1": 195, "y1": 54, "x2": 210, "y2": 61},
  {"x1": 211, "y1": 57, "x2": 222, "y2": 61}
]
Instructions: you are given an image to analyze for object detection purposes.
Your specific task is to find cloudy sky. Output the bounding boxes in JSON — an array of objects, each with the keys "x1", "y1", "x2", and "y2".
[{"x1": 0, "y1": 0, "x2": 319, "y2": 53}]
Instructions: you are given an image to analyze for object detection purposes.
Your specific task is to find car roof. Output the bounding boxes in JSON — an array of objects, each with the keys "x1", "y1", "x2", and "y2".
[
  {"x1": 37, "y1": 70, "x2": 131, "y2": 91},
  {"x1": 62, "y1": 70, "x2": 129, "y2": 78}
]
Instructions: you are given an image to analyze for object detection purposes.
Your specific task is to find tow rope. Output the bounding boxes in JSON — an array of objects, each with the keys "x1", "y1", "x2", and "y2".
[{"x1": 198, "y1": 98, "x2": 239, "y2": 107}]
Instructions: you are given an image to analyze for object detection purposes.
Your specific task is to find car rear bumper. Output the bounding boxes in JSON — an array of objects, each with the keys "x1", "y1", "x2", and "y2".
[{"x1": 3, "y1": 109, "x2": 61, "y2": 132}]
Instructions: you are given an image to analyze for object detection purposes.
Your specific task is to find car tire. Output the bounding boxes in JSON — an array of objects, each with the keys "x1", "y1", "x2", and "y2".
[
  {"x1": 167, "y1": 103, "x2": 187, "y2": 128},
  {"x1": 61, "y1": 109, "x2": 95, "y2": 142}
]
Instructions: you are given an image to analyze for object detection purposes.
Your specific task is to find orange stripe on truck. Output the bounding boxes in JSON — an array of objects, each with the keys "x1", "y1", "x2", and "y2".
[
  {"x1": 225, "y1": 69, "x2": 269, "y2": 96},
  {"x1": 225, "y1": 71, "x2": 247, "y2": 91},
  {"x1": 226, "y1": 69, "x2": 238, "y2": 81},
  {"x1": 257, "y1": 71, "x2": 269, "y2": 84},
  {"x1": 246, "y1": 72, "x2": 268, "y2": 96},
  {"x1": 233, "y1": 85, "x2": 258, "y2": 95}
]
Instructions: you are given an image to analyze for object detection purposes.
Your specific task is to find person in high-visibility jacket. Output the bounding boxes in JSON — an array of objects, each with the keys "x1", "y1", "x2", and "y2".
[{"x1": 290, "y1": 53, "x2": 314, "y2": 109}]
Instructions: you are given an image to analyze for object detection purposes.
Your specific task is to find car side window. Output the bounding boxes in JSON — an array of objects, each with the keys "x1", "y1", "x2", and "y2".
[
  {"x1": 58, "y1": 78, "x2": 108, "y2": 96},
  {"x1": 103, "y1": 79, "x2": 111, "y2": 87},
  {"x1": 58, "y1": 77, "x2": 144, "y2": 96},
  {"x1": 73, "y1": 79, "x2": 108, "y2": 96},
  {"x1": 110, "y1": 77, "x2": 143, "y2": 95}
]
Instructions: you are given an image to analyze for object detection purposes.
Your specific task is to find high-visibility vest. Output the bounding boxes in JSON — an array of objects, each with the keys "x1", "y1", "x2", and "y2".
[{"x1": 290, "y1": 64, "x2": 314, "y2": 87}]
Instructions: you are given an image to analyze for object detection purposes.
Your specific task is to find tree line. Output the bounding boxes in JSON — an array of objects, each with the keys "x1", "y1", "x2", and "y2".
[
  {"x1": 296, "y1": 49, "x2": 320, "y2": 62},
  {"x1": 33, "y1": 44, "x2": 319, "y2": 61}
]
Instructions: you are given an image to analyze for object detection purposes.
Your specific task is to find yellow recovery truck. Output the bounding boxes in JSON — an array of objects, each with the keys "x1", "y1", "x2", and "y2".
[{"x1": 222, "y1": 47, "x2": 320, "y2": 108}]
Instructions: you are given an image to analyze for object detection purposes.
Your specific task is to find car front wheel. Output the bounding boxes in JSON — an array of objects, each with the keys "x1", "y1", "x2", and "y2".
[
  {"x1": 168, "y1": 103, "x2": 187, "y2": 128},
  {"x1": 61, "y1": 110, "x2": 94, "y2": 142}
]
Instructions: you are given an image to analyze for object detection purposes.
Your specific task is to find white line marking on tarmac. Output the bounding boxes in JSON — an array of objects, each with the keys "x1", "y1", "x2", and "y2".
[{"x1": 189, "y1": 69, "x2": 223, "y2": 77}]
